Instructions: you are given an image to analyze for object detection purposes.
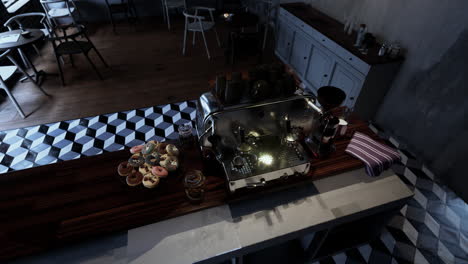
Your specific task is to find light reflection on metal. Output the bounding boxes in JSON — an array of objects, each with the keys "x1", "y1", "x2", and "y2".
[
  {"x1": 258, "y1": 154, "x2": 273, "y2": 166},
  {"x1": 306, "y1": 99, "x2": 322, "y2": 114}
]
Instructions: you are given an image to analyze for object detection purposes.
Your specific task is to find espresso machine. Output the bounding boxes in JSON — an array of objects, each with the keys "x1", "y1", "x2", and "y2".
[
  {"x1": 195, "y1": 64, "x2": 346, "y2": 192},
  {"x1": 196, "y1": 92, "x2": 320, "y2": 192}
]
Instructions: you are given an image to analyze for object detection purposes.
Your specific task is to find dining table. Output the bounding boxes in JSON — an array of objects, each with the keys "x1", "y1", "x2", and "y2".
[{"x1": 0, "y1": 28, "x2": 46, "y2": 83}]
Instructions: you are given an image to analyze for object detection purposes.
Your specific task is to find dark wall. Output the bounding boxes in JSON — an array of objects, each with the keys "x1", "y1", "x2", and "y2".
[
  {"x1": 77, "y1": 0, "x2": 221, "y2": 22},
  {"x1": 376, "y1": 30, "x2": 468, "y2": 201}
]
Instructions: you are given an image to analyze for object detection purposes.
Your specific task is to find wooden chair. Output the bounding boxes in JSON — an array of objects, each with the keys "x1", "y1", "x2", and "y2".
[
  {"x1": 48, "y1": 24, "x2": 108, "y2": 85},
  {"x1": 162, "y1": 0, "x2": 186, "y2": 30},
  {"x1": 40, "y1": 0, "x2": 81, "y2": 30},
  {"x1": 105, "y1": 0, "x2": 139, "y2": 33},
  {"x1": 0, "y1": 50, "x2": 49, "y2": 118},
  {"x1": 182, "y1": 7, "x2": 220, "y2": 60}
]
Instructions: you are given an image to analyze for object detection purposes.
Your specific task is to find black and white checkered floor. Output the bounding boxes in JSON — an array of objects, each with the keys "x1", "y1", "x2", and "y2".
[{"x1": 1, "y1": 101, "x2": 467, "y2": 264}]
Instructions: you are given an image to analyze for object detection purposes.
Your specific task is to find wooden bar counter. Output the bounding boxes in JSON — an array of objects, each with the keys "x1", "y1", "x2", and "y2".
[{"x1": 0, "y1": 115, "x2": 381, "y2": 262}]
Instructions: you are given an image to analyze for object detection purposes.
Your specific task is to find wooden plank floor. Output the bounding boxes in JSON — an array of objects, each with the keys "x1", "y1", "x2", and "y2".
[{"x1": 0, "y1": 18, "x2": 273, "y2": 131}]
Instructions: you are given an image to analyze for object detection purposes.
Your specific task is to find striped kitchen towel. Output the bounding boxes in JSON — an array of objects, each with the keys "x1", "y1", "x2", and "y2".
[{"x1": 345, "y1": 132, "x2": 400, "y2": 177}]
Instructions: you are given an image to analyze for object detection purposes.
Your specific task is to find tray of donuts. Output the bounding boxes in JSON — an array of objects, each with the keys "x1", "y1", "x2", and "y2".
[{"x1": 117, "y1": 140, "x2": 181, "y2": 189}]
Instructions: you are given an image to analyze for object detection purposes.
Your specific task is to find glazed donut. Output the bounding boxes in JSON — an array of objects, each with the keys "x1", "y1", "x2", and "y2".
[
  {"x1": 152, "y1": 166, "x2": 168, "y2": 178},
  {"x1": 160, "y1": 154, "x2": 178, "y2": 172},
  {"x1": 128, "y1": 154, "x2": 145, "y2": 167},
  {"x1": 142, "y1": 141, "x2": 157, "y2": 155},
  {"x1": 145, "y1": 153, "x2": 161, "y2": 166},
  {"x1": 142, "y1": 175, "x2": 160, "y2": 188},
  {"x1": 139, "y1": 164, "x2": 152, "y2": 176},
  {"x1": 147, "y1": 140, "x2": 158, "y2": 145},
  {"x1": 117, "y1": 161, "x2": 134, "y2": 176},
  {"x1": 166, "y1": 144, "x2": 180, "y2": 156},
  {"x1": 156, "y1": 142, "x2": 168, "y2": 155},
  {"x1": 126, "y1": 171, "x2": 143, "y2": 186},
  {"x1": 130, "y1": 145, "x2": 144, "y2": 154}
]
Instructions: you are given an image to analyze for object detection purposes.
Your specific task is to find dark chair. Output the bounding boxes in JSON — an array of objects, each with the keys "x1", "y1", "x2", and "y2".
[
  {"x1": 105, "y1": 0, "x2": 139, "y2": 33},
  {"x1": 48, "y1": 24, "x2": 109, "y2": 85}
]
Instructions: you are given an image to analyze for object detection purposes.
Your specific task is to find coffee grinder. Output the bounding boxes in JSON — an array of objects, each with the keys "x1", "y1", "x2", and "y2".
[{"x1": 305, "y1": 86, "x2": 346, "y2": 158}]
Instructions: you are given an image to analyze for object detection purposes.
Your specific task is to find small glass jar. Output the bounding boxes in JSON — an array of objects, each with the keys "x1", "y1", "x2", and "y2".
[
  {"x1": 184, "y1": 170, "x2": 206, "y2": 202},
  {"x1": 178, "y1": 124, "x2": 194, "y2": 148}
]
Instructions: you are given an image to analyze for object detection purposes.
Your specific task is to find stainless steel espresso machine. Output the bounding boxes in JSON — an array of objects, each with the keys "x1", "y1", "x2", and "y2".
[
  {"x1": 196, "y1": 92, "x2": 319, "y2": 192},
  {"x1": 195, "y1": 65, "x2": 346, "y2": 193}
]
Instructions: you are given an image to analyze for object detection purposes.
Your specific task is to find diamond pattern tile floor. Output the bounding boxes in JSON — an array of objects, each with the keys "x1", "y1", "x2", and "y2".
[{"x1": 2, "y1": 107, "x2": 468, "y2": 264}]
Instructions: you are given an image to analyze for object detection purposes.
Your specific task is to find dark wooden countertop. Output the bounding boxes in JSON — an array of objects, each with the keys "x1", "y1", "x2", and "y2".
[
  {"x1": 281, "y1": 3, "x2": 404, "y2": 65},
  {"x1": 0, "y1": 115, "x2": 383, "y2": 262}
]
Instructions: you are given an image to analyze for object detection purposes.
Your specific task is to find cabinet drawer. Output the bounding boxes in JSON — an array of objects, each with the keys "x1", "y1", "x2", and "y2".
[
  {"x1": 334, "y1": 47, "x2": 370, "y2": 75},
  {"x1": 296, "y1": 21, "x2": 317, "y2": 40},
  {"x1": 279, "y1": 8, "x2": 295, "y2": 22},
  {"x1": 313, "y1": 31, "x2": 338, "y2": 54}
]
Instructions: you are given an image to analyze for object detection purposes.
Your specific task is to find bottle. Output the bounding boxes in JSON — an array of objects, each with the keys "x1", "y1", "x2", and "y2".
[
  {"x1": 343, "y1": 15, "x2": 350, "y2": 33},
  {"x1": 378, "y1": 43, "x2": 387, "y2": 56},
  {"x1": 346, "y1": 18, "x2": 355, "y2": 35},
  {"x1": 354, "y1": 24, "x2": 367, "y2": 47}
]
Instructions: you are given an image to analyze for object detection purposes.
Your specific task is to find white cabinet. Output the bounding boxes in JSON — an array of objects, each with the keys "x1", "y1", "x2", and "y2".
[
  {"x1": 276, "y1": 16, "x2": 295, "y2": 62},
  {"x1": 289, "y1": 31, "x2": 312, "y2": 77},
  {"x1": 328, "y1": 63, "x2": 365, "y2": 107},
  {"x1": 304, "y1": 39, "x2": 334, "y2": 94},
  {"x1": 274, "y1": 7, "x2": 402, "y2": 120}
]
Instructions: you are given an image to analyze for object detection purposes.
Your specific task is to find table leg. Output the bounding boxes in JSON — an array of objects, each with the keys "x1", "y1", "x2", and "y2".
[
  {"x1": 18, "y1": 48, "x2": 48, "y2": 85},
  {"x1": 17, "y1": 48, "x2": 33, "y2": 69}
]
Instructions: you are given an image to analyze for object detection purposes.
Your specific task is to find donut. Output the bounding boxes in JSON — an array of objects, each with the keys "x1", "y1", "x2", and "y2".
[
  {"x1": 117, "y1": 161, "x2": 134, "y2": 176},
  {"x1": 142, "y1": 175, "x2": 160, "y2": 188},
  {"x1": 166, "y1": 144, "x2": 180, "y2": 156},
  {"x1": 130, "y1": 145, "x2": 144, "y2": 154},
  {"x1": 142, "y1": 141, "x2": 157, "y2": 155},
  {"x1": 139, "y1": 164, "x2": 152, "y2": 175},
  {"x1": 145, "y1": 153, "x2": 161, "y2": 166},
  {"x1": 128, "y1": 154, "x2": 145, "y2": 167},
  {"x1": 126, "y1": 171, "x2": 143, "y2": 186},
  {"x1": 156, "y1": 142, "x2": 168, "y2": 154},
  {"x1": 152, "y1": 166, "x2": 168, "y2": 178},
  {"x1": 147, "y1": 140, "x2": 158, "y2": 145},
  {"x1": 160, "y1": 154, "x2": 178, "y2": 172}
]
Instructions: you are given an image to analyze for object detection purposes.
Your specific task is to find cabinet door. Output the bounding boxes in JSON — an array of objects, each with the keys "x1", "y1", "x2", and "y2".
[
  {"x1": 276, "y1": 16, "x2": 295, "y2": 62},
  {"x1": 304, "y1": 41, "x2": 334, "y2": 93},
  {"x1": 328, "y1": 63, "x2": 365, "y2": 107},
  {"x1": 289, "y1": 31, "x2": 312, "y2": 77}
]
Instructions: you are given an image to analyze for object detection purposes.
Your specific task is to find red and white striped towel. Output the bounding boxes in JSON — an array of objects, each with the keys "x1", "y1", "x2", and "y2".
[{"x1": 345, "y1": 132, "x2": 400, "y2": 177}]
